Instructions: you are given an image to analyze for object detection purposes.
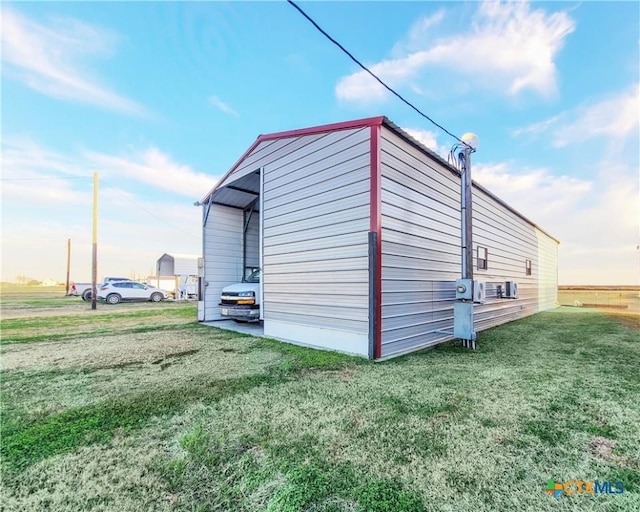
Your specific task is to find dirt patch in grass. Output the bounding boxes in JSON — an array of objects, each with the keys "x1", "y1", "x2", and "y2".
[
  {"x1": 590, "y1": 437, "x2": 640, "y2": 471},
  {"x1": 2, "y1": 331, "x2": 202, "y2": 370},
  {"x1": 590, "y1": 436, "x2": 617, "y2": 460},
  {"x1": 604, "y1": 311, "x2": 640, "y2": 330}
]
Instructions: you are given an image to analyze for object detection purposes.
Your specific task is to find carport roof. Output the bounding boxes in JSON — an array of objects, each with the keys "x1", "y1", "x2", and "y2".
[
  {"x1": 200, "y1": 116, "x2": 390, "y2": 205},
  {"x1": 200, "y1": 116, "x2": 559, "y2": 243}
]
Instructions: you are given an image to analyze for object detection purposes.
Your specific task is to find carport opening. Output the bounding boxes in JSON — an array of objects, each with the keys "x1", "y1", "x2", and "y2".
[{"x1": 204, "y1": 168, "x2": 263, "y2": 332}]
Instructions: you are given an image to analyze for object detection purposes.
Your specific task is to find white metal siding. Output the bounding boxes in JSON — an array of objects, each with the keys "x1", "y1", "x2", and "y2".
[
  {"x1": 536, "y1": 228, "x2": 559, "y2": 311},
  {"x1": 202, "y1": 204, "x2": 243, "y2": 321},
  {"x1": 380, "y1": 127, "x2": 558, "y2": 358},
  {"x1": 216, "y1": 134, "x2": 328, "y2": 190},
  {"x1": 262, "y1": 127, "x2": 371, "y2": 355},
  {"x1": 173, "y1": 257, "x2": 199, "y2": 276}
]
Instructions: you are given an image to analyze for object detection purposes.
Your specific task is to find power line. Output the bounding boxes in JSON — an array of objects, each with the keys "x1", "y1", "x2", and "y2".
[
  {"x1": 287, "y1": 0, "x2": 468, "y2": 147},
  {"x1": 102, "y1": 181, "x2": 200, "y2": 241}
]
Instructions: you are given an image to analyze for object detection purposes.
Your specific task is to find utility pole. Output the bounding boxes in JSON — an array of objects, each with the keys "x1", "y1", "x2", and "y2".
[
  {"x1": 65, "y1": 238, "x2": 71, "y2": 295},
  {"x1": 91, "y1": 172, "x2": 99, "y2": 310}
]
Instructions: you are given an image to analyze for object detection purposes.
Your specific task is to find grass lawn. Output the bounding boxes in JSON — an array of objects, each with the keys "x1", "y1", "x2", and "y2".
[{"x1": 1, "y1": 296, "x2": 638, "y2": 511}]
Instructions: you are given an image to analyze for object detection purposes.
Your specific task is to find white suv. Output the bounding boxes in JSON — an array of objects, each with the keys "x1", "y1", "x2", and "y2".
[{"x1": 97, "y1": 281, "x2": 168, "y2": 304}]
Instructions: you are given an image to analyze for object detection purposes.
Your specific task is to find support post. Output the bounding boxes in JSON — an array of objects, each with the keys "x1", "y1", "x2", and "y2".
[
  {"x1": 459, "y1": 145, "x2": 476, "y2": 349},
  {"x1": 91, "y1": 172, "x2": 99, "y2": 310},
  {"x1": 461, "y1": 150, "x2": 474, "y2": 283}
]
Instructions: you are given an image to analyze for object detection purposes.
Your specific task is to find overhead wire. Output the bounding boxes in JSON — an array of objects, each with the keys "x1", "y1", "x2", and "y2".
[{"x1": 286, "y1": 0, "x2": 470, "y2": 149}]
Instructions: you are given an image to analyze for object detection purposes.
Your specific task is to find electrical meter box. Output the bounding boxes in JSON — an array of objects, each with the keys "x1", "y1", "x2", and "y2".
[{"x1": 455, "y1": 279, "x2": 473, "y2": 300}]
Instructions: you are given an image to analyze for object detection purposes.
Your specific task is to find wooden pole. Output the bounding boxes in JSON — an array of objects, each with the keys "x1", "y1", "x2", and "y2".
[
  {"x1": 65, "y1": 238, "x2": 71, "y2": 295},
  {"x1": 91, "y1": 172, "x2": 99, "y2": 310}
]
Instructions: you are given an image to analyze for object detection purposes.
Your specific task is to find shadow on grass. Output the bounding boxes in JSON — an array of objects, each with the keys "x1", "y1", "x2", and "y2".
[{"x1": 1, "y1": 332, "x2": 365, "y2": 476}]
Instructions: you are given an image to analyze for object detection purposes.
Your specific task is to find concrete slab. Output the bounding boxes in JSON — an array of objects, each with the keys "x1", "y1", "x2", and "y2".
[{"x1": 203, "y1": 319, "x2": 264, "y2": 337}]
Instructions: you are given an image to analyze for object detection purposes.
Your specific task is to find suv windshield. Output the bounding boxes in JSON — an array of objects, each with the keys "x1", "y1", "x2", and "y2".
[{"x1": 245, "y1": 269, "x2": 260, "y2": 283}]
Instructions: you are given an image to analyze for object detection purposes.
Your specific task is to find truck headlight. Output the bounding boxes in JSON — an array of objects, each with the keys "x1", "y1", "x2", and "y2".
[{"x1": 238, "y1": 291, "x2": 255, "y2": 297}]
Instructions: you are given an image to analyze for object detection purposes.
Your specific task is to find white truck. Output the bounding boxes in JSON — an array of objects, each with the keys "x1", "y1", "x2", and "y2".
[{"x1": 219, "y1": 269, "x2": 261, "y2": 322}]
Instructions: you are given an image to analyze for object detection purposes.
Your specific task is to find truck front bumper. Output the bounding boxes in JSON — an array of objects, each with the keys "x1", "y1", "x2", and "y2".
[{"x1": 219, "y1": 305, "x2": 260, "y2": 320}]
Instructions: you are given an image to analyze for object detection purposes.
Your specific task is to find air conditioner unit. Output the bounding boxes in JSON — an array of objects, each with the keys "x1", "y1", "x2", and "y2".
[
  {"x1": 505, "y1": 281, "x2": 518, "y2": 299},
  {"x1": 473, "y1": 280, "x2": 486, "y2": 304},
  {"x1": 455, "y1": 278, "x2": 473, "y2": 300}
]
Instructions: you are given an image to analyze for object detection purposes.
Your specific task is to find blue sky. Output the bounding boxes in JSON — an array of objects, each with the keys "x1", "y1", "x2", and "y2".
[{"x1": 1, "y1": 1, "x2": 638, "y2": 285}]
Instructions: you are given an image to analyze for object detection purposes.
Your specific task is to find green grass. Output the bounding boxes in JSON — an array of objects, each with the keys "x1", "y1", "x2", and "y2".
[
  {"x1": 1, "y1": 299, "x2": 639, "y2": 511},
  {"x1": 1, "y1": 302, "x2": 196, "y2": 344}
]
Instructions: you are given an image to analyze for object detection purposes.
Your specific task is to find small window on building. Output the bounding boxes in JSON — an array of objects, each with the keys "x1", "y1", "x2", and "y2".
[
  {"x1": 525, "y1": 259, "x2": 532, "y2": 276},
  {"x1": 477, "y1": 246, "x2": 488, "y2": 270}
]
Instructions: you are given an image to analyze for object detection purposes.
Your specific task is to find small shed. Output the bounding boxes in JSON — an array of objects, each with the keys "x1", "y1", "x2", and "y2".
[
  {"x1": 157, "y1": 253, "x2": 200, "y2": 277},
  {"x1": 198, "y1": 116, "x2": 558, "y2": 359},
  {"x1": 150, "y1": 253, "x2": 200, "y2": 298}
]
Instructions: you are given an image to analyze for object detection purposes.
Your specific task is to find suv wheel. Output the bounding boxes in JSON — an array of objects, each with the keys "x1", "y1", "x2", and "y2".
[{"x1": 106, "y1": 294, "x2": 121, "y2": 305}]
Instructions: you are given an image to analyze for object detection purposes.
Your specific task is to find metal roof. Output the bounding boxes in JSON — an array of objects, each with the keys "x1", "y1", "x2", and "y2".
[{"x1": 201, "y1": 116, "x2": 559, "y2": 243}]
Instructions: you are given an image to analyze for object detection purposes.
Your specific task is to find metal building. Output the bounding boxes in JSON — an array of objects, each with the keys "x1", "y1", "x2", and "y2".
[
  {"x1": 151, "y1": 253, "x2": 200, "y2": 298},
  {"x1": 156, "y1": 253, "x2": 200, "y2": 277},
  {"x1": 198, "y1": 116, "x2": 558, "y2": 359}
]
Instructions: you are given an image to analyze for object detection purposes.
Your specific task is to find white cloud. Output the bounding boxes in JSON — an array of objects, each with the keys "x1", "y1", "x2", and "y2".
[
  {"x1": 511, "y1": 115, "x2": 562, "y2": 137},
  {"x1": 474, "y1": 162, "x2": 592, "y2": 220},
  {"x1": 1, "y1": 137, "x2": 92, "y2": 208},
  {"x1": 473, "y1": 161, "x2": 639, "y2": 285},
  {"x1": 552, "y1": 83, "x2": 640, "y2": 147},
  {"x1": 391, "y1": 9, "x2": 445, "y2": 56},
  {"x1": 402, "y1": 128, "x2": 450, "y2": 159},
  {"x1": 512, "y1": 83, "x2": 640, "y2": 149},
  {"x1": 336, "y1": 0, "x2": 575, "y2": 102},
  {"x1": 84, "y1": 147, "x2": 216, "y2": 199},
  {"x1": 403, "y1": 128, "x2": 438, "y2": 151},
  {"x1": 1, "y1": 140, "x2": 206, "y2": 282},
  {"x1": 208, "y1": 95, "x2": 239, "y2": 117},
  {"x1": 2, "y1": 137, "x2": 88, "y2": 177},
  {"x1": 2, "y1": 177, "x2": 89, "y2": 208},
  {"x1": 1, "y1": 8, "x2": 147, "y2": 116}
]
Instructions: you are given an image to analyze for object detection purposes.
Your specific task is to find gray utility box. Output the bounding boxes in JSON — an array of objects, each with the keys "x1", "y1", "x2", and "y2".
[{"x1": 453, "y1": 301, "x2": 476, "y2": 340}]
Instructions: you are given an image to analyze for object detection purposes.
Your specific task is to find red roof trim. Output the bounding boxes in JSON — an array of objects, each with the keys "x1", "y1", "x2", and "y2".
[
  {"x1": 201, "y1": 116, "x2": 386, "y2": 202},
  {"x1": 256, "y1": 116, "x2": 386, "y2": 143}
]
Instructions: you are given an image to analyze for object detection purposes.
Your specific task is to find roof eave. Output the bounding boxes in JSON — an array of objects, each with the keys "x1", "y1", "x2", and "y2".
[{"x1": 199, "y1": 116, "x2": 386, "y2": 204}]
